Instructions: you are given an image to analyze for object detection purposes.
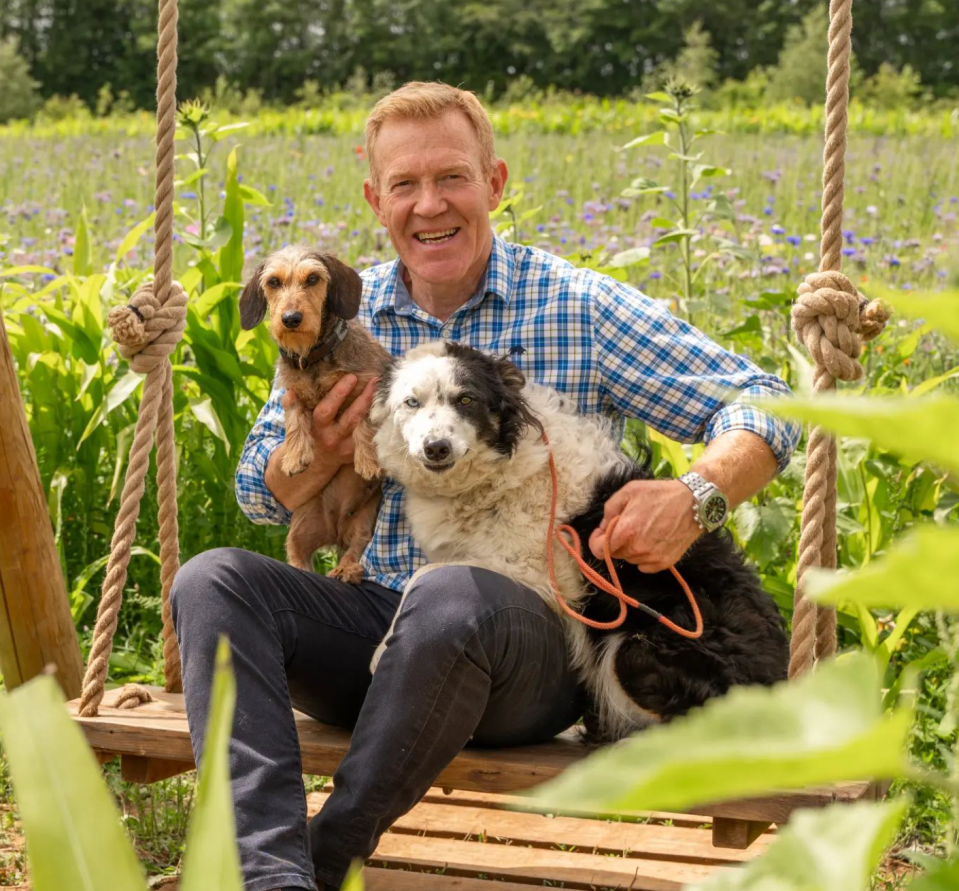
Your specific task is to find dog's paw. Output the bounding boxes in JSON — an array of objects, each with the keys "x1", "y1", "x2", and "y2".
[
  {"x1": 281, "y1": 448, "x2": 312, "y2": 477},
  {"x1": 328, "y1": 560, "x2": 364, "y2": 585},
  {"x1": 353, "y1": 448, "x2": 381, "y2": 481},
  {"x1": 370, "y1": 638, "x2": 389, "y2": 675}
]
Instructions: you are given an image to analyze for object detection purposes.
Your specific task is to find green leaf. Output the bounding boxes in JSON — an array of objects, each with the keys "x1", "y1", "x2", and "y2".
[
  {"x1": 733, "y1": 499, "x2": 793, "y2": 566},
  {"x1": 77, "y1": 371, "x2": 142, "y2": 448},
  {"x1": 73, "y1": 205, "x2": 93, "y2": 277},
  {"x1": 691, "y1": 164, "x2": 730, "y2": 187},
  {"x1": 653, "y1": 229, "x2": 699, "y2": 246},
  {"x1": 180, "y1": 637, "x2": 243, "y2": 891},
  {"x1": 645, "y1": 91, "x2": 673, "y2": 103},
  {"x1": 688, "y1": 800, "x2": 906, "y2": 891},
  {"x1": 620, "y1": 131, "x2": 666, "y2": 150},
  {"x1": 0, "y1": 264, "x2": 60, "y2": 278},
  {"x1": 113, "y1": 213, "x2": 156, "y2": 267},
  {"x1": 650, "y1": 216, "x2": 677, "y2": 229},
  {"x1": 525, "y1": 655, "x2": 910, "y2": 814},
  {"x1": 218, "y1": 147, "x2": 245, "y2": 283},
  {"x1": 0, "y1": 676, "x2": 146, "y2": 891},
  {"x1": 341, "y1": 862, "x2": 365, "y2": 891},
  {"x1": 757, "y1": 394, "x2": 959, "y2": 475},
  {"x1": 206, "y1": 216, "x2": 235, "y2": 251},
  {"x1": 869, "y1": 285, "x2": 959, "y2": 342},
  {"x1": 607, "y1": 247, "x2": 650, "y2": 268},
  {"x1": 190, "y1": 396, "x2": 231, "y2": 453},
  {"x1": 194, "y1": 281, "x2": 242, "y2": 317},
  {"x1": 909, "y1": 366, "x2": 959, "y2": 397},
  {"x1": 208, "y1": 121, "x2": 251, "y2": 142},
  {"x1": 807, "y1": 524, "x2": 959, "y2": 613},
  {"x1": 237, "y1": 183, "x2": 273, "y2": 207},
  {"x1": 177, "y1": 167, "x2": 210, "y2": 187},
  {"x1": 909, "y1": 853, "x2": 959, "y2": 890}
]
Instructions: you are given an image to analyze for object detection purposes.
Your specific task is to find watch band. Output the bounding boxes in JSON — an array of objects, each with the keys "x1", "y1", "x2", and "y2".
[{"x1": 678, "y1": 471, "x2": 729, "y2": 532}]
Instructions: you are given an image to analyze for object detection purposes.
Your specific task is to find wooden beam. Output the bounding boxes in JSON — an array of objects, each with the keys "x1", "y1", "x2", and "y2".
[
  {"x1": 711, "y1": 817, "x2": 772, "y2": 850},
  {"x1": 0, "y1": 306, "x2": 82, "y2": 699},
  {"x1": 120, "y1": 755, "x2": 194, "y2": 784}
]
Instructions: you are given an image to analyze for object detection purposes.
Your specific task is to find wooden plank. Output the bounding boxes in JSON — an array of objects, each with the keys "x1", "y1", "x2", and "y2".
[
  {"x1": 370, "y1": 833, "x2": 731, "y2": 890},
  {"x1": 307, "y1": 790, "x2": 769, "y2": 864},
  {"x1": 364, "y1": 869, "x2": 538, "y2": 891},
  {"x1": 712, "y1": 818, "x2": 772, "y2": 850},
  {"x1": 0, "y1": 307, "x2": 83, "y2": 699},
  {"x1": 69, "y1": 686, "x2": 887, "y2": 828},
  {"x1": 121, "y1": 755, "x2": 194, "y2": 784}
]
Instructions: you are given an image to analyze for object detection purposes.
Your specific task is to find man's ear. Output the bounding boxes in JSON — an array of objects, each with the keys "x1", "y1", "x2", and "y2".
[
  {"x1": 488, "y1": 158, "x2": 509, "y2": 211},
  {"x1": 320, "y1": 255, "x2": 363, "y2": 320},
  {"x1": 493, "y1": 355, "x2": 542, "y2": 456},
  {"x1": 364, "y1": 179, "x2": 387, "y2": 228},
  {"x1": 239, "y1": 264, "x2": 267, "y2": 329}
]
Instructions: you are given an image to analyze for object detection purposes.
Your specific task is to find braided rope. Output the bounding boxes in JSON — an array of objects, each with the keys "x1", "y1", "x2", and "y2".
[
  {"x1": 788, "y1": 0, "x2": 890, "y2": 678},
  {"x1": 79, "y1": 0, "x2": 182, "y2": 716}
]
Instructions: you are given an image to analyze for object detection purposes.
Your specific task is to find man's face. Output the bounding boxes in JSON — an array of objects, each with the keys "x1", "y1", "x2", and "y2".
[{"x1": 363, "y1": 111, "x2": 508, "y2": 291}]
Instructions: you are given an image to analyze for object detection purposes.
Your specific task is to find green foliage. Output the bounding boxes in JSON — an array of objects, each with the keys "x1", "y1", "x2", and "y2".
[
  {"x1": 645, "y1": 20, "x2": 720, "y2": 94},
  {"x1": 689, "y1": 800, "x2": 908, "y2": 891},
  {"x1": 766, "y1": 4, "x2": 831, "y2": 106},
  {"x1": 527, "y1": 655, "x2": 912, "y2": 814},
  {"x1": 0, "y1": 37, "x2": 41, "y2": 124}
]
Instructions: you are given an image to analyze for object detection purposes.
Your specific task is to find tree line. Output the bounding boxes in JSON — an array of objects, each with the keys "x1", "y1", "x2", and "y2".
[{"x1": 1, "y1": 0, "x2": 956, "y2": 112}]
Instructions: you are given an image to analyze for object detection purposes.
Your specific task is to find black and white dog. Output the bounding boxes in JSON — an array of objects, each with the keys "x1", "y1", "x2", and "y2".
[{"x1": 368, "y1": 341, "x2": 789, "y2": 742}]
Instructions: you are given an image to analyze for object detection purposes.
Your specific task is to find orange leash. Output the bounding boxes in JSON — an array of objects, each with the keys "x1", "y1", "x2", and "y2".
[{"x1": 543, "y1": 432, "x2": 704, "y2": 639}]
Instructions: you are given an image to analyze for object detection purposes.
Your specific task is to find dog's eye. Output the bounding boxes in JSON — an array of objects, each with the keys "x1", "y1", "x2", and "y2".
[
  {"x1": 404, "y1": 397, "x2": 419, "y2": 408},
  {"x1": 458, "y1": 396, "x2": 473, "y2": 406},
  {"x1": 267, "y1": 276, "x2": 281, "y2": 288},
  {"x1": 306, "y1": 273, "x2": 319, "y2": 286}
]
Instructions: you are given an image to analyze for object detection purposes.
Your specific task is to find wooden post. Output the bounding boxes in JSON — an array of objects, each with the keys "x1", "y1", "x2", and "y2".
[{"x1": 0, "y1": 306, "x2": 83, "y2": 698}]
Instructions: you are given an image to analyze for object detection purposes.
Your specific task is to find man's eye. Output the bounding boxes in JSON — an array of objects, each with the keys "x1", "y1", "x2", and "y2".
[
  {"x1": 267, "y1": 276, "x2": 281, "y2": 288},
  {"x1": 404, "y1": 397, "x2": 419, "y2": 408},
  {"x1": 306, "y1": 273, "x2": 319, "y2": 285},
  {"x1": 458, "y1": 395, "x2": 473, "y2": 405}
]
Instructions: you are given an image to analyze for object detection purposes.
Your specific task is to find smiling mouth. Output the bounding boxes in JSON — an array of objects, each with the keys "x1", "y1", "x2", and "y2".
[
  {"x1": 414, "y1": 228, "x2": 460, "y2": 245},
  {"x1": 423, "y1": 460, "x2": 455, "y2": 473}
]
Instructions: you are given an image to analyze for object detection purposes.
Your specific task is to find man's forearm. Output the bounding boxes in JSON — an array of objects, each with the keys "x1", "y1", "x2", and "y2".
[
  {"x1": 690, "y1": 430, "x2": 780, "y2": 509},
  {"x1": 265, "y1": 444, "x2": 342, "y2": 513}
]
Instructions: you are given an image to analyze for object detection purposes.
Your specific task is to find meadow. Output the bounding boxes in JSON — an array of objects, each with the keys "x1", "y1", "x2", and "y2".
[{"x1": 0, "y1": 97, "x2": 958, "y2": 882}]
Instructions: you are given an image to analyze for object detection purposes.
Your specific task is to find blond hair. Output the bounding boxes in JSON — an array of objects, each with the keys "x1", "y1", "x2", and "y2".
[{"x1": 365, "y1": 82, "x2": 497, "y2": 188}]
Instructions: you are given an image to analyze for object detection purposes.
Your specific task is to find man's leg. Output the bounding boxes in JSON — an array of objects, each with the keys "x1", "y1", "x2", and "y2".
[
  {"x1": 170, "y1": 547, "x2": 399, "y2": 891},
  {"x1": 308, "y1": 565, "x2": 584, "y2": 888}
]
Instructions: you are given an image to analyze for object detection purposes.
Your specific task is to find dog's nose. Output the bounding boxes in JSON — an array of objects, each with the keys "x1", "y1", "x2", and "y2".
[
  {"x1": 281, "y1": 311, "x2": 303, "y2": 329},
  {"x1": 423, "y1": 439, "x2": 451, "y2": 463}
]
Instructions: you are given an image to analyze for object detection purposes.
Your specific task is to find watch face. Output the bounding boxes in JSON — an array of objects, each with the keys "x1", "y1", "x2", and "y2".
[{"x1": 702, "y1": 493, "x2": 728, "y2": 527}]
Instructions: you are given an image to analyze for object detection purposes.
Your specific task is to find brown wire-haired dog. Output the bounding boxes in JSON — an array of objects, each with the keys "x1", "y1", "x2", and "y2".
[{"x1": 240, "y1": 246, "x2": 389, "y2": 582}]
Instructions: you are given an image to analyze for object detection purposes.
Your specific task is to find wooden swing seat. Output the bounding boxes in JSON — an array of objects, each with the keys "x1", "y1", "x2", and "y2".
[{"x1": 68, "y1": 685, "x2": 887, "y2": 889}]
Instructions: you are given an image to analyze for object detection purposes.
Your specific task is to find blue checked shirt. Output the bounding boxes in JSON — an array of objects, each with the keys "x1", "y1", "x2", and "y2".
[{"x1": 236, "y1": 236, "x2": 801, "y2": 592}]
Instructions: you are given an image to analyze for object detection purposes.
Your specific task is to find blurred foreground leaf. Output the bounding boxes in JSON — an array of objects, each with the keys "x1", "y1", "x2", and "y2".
[
  {"x1": 689, "y1": 800, "x2": 906, "y2": 891},
  {"x1": 526, "y1": 655, "x2": 909, "y2": 814},
  {"x1": 0, "y1": 676, "x2": 145, "y2": 891},
  {"x1": 909, "y1": 853, "x2": 959, "y2": 890},
  {"x1": 808, "y1": 524, "x2": 959, "y2": 612},
  {"x1": 758, "y1": 394, "x2": 959, "y2": 475},
  {"x1": 870, "y1": 284, "x2": 959, "y2": 342},
  {"x1": 180, "y1": 636, "x2": 243, "y2": 891}
]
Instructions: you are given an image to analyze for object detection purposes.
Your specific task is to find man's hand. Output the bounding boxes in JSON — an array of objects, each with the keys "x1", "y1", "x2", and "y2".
[
  {"x1": 267, "y1": 375, "x2": 378, "y2": 513},
  {"x1": 285, "y1": 373, "x2": 379, "y2": 466},
  {"x1": 587, "y1": 480, "x2": 701, "y2": 574}
]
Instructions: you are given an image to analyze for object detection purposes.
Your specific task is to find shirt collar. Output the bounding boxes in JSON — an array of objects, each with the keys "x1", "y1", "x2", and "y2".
[{"x1": 369, "y1": 235, "x2": 514, "y2": 317}]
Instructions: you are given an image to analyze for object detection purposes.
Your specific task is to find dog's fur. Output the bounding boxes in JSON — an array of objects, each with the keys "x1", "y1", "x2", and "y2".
[
  {"x1": 367, "y1": 341, "x2": 789, "y2": 741},
  {"x1": 240, "y1": 246, "x2": 390, "y2": 581}
]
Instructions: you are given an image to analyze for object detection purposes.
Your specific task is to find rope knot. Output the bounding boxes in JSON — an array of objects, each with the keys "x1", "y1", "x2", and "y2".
[
  {"x1": 114, "y1": 684, "x2": 155, "y2": 710},
  {"x1": 108, "y1": 279, "x2": 188, "y2": 374},
  {"x1": 791, "y1": 271, "x2": 878, "y2": 383}
]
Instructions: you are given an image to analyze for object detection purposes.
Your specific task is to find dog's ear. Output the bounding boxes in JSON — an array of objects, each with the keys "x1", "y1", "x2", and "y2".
[
  {"x1": 493, "y1": 355, "x2": 542, "y2": 456},
  {"x1": 369, "y1": 358, "x2": 397, "y2": 428},
  {"x1": 320, "y1": 254, "x2": 363, "y2": 320},
  {"x1": 239, "y1": 264, "x2": 267, "y2": 330}
]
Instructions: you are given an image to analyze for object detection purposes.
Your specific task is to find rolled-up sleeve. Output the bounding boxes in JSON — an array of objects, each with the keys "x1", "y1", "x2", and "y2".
[
  {"x1": 591, "y1": 278, "x2": 801, "y2": 471},
  {"x1": 235, "y1": 385, "x2": 293, "y2": 525}
]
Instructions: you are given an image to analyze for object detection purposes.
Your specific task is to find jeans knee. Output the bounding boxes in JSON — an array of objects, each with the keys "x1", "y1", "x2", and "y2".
[{"x1": 170, "y1": 547, "x2": 261, "y2": 628}]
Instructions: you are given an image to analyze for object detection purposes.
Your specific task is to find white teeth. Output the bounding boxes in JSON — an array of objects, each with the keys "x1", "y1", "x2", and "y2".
[{"x1": 416, "y1": 228, "x2": 458, "y2": 243}]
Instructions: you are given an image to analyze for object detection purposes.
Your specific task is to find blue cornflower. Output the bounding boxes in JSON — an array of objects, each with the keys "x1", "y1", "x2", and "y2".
[
  {"x1": 860, "y1": 237, "x2": 874, "y2": 246},
  {"x1": 41, "y1": 273, "x2": 56, "y2": 281},
  {"x1": 786, "y1": 235, "x2": 801, "y2": 246},
  {"x1": 648, "y1": 271, "x2": 663, "y2": 280},
  {"x1": 268, "y1": 184, "x2": 277, "y2": 192},
  {"x1": 763, "y1": 207, "x2": 773, "y2": 216},
  {"x1": 664, "y1": 191, "x2": 676, "y2": 200},
  {"x1": 887, "y1": 256, "x2": 901, "y2": 267},
  {"x1": 771, "y1": 225, "x2": 785, "y2": 235},
  {"x1": 180, "y1": 191, "x2": 198, "y2": 200},
  {"x1": 843, "y1": 229, "x2": 855, "y2": 243},
  {"x1": 842, "y1": 247, "x2": 856, "y2": 256}
]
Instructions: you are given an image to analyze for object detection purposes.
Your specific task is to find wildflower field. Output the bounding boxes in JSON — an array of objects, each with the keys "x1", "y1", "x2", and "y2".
[{"x1": 0, "y1": 98, "x2": 958, "y2": 881}]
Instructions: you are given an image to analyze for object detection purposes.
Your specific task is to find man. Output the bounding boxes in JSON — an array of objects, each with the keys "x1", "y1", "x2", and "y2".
[{"x1": 170, "y1": 81, "x2": 800, "y2": 891}]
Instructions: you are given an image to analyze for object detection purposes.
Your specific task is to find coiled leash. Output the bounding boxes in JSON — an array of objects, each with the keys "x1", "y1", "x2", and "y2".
[{"x1": 543, "y1": 432, "x2": 704, "y2": 639}]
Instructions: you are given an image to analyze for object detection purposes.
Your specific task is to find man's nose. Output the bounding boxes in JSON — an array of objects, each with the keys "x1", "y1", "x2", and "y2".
[
  {"x1": 281, "y1": 311, "x2": 303, "y2": 329},
  {"x1": 414, "y1": 183, "x2": 447, "y2": 217},
  {"x1": 423, "y1": 439, "x2": 451, "y2": 462}
]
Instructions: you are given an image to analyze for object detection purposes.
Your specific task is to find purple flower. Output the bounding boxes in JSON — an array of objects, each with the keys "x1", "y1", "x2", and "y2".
[
  {"x1": 786, "y1": 235, "x2": 801, "y2": 246},
  {"x1": 842, "y1": 247, "x2": 856, "y2": 256},
  {"x1": 648, "y1": 271, "x2": 663, "y2": 280},
  {"x1": 843, "y1": 229, "x2": 855, "y2": 243},
  {"x1": 41, "y1": 273, "x2": 55, "y2": 281},
  {"x1": 887, "y1": 255, "x2": 901, "y2": 267},
  {"x1": 763, "y1": 207, "x2": 773, "y2": 216},
  {"x1": 664, "y1": 191, "x2": 676, "y2": 200},
  {"x1": 860, "y1": 237, "x2": 874, "y2": 246},
  {"x1": 771, "y1": 225, "x2": 785, "y2": 235},
  {"x1": 179, "y1": 191, "x2": 198, "y2": 200}
]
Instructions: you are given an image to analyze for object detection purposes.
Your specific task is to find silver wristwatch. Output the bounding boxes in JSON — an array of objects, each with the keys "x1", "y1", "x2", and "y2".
[{"x1": 678, "y1": 472, "x2": 729, "y2": 532}]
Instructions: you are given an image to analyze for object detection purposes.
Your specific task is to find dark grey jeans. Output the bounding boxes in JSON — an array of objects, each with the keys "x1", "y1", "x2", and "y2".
[{"x1": 170, "y1": 548, "x2": 584, "y2": 891}]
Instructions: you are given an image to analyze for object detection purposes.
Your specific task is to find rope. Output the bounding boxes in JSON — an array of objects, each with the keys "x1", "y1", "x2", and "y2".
[
  {"x1": 788, "y1": 0, "x2": 889, "y2": 679},
  {"x1": 79, "y1": 0, "x2": 182, "y2": 716},
  {"x1": 543, "y1": 433, "x2": 704, "y2": 639}
]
